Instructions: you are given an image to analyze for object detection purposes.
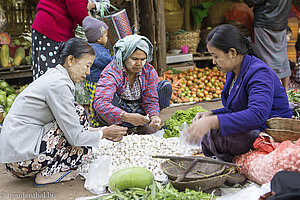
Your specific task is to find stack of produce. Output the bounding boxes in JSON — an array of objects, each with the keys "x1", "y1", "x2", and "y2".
[
  {"x1": 159, "y1": 67, "x2": 226, "y2": 104},
  {"x1": 0, "y1": 80, "x2": 27, "y2": 123},
  {"x1": 0, "y1": 33, "x2": 32, "y2": 68},
  {"x1": 79, "y1": 134, "x2": 200, "y2": 181}
]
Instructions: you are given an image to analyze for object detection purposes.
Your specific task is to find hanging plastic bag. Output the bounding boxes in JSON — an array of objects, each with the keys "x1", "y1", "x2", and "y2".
[
  {"x1": 84, "y1": 156, "x2": 111, "y2": 194},
  {"x1": 179, "y1": 122, "x2": 202, "y2": 155}
]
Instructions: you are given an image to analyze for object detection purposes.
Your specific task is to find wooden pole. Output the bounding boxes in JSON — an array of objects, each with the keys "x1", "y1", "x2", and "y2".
[
  {"x1": 132, "y1": 0, "x2": 139, "y2": 34},
  {"x1": 184, "y1": 0, "x2": 192, "y2": 31},
  {"x1": 154, "y1": 0, "x2": 166, "y2": 75}
]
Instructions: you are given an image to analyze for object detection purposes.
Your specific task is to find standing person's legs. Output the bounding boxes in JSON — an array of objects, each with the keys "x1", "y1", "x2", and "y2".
[
  {"x1": 31, "y1": 29, "x2": 60, "y2": 80},
  {"x1": 5, "y1": 104, "x2": 92, "y2": 185},
  {"x1": 281, "y1": 76, "x2": 290, "y2": 91},
  {"x1": 254, "y1": 27, "x2": 291, "y2": 89}
]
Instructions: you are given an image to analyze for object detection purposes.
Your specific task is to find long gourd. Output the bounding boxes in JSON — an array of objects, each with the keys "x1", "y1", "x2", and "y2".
[
  {"x1": 0, "y1": 44, "x2": 9, "y2": 67},
  {"x1": 108, "y1": 167, "x2": 154, "y2": 192}
]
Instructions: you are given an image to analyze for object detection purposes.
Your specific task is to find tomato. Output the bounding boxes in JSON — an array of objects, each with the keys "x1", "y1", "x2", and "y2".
[
  {"x1": 178, "y1": 73, "x2": 183, "y2": 79},
  {"x1": 213, "y1": 93, "x2": 219, "y2": 98},
  {"x1": 203, "y1": 90, "x2": 208, "y2": 95},
  {"x1": 198, "y1": 92, "x2": 204, "y2": 98},
  {"x1": 204, "y1": 67, "x2": 209, "y2": 70},
  {"x1": 187, "y1": 80, "x2": 193, "y2": 86},
  {"x1": 194, "y1": 97, "x2": 199, "y2": 102},
  {"x1": 215, "y1": 90, "x2": 221, "y2": 95},
  {"x1": 192, "y1": 73, "x2": 197, "y2": 79},
  {"x1": 197, "y1": 72, "x2": 203, "y2": 78},
  {"x1": 207, "y1": 82, "x2": 212, "y2": 88}
]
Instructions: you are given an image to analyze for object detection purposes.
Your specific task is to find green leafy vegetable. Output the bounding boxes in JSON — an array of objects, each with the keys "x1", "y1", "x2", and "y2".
[
  {"x1": 4, "y1": 86, "x2": 16, "y2": 96},
  {"x1": 0, "y1": 80, "x2": 9, "y2": 90},
  {"x1": 164, "y1": 106, "x2": 207, "y2": 138},
  {"x1": 287, "y1": 89, "x2": 300, "y2": 119},
  {"x1": 95, "y1": 181, "x2": 215, "y2": 200},
  {"x1": 6, "y1": 94, "x2": 17, "y2": 107}
]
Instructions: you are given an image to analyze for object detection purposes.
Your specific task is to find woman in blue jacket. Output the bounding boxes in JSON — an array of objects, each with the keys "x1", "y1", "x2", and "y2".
[{"x1": 185, "y1": 24, "x2": 292, "y2": 162}]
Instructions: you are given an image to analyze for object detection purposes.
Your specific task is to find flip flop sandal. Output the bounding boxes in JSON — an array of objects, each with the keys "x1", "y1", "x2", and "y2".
[{"x1": 33, "y1": 170, "x2": 72, "y2": 187}]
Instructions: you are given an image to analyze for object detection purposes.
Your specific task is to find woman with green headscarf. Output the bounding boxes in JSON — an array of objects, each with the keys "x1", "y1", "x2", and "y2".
[{"x1": 92, "y1": 34, "x2": 172, "y2": 133}]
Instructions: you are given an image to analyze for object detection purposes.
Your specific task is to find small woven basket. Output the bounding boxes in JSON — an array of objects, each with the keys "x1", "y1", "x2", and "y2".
[
  {"x1": 265, "y1": 117, "x2": 300, "y2": 132},
  {"x1": 168, "y1": 31, "x2": 200, "y2": 53},
  {"x1": 264, "y1": 129, "x2": 300, "y2": 142}
]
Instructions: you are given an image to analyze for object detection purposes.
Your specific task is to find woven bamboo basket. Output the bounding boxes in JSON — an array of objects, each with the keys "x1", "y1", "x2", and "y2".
[
  {"x1": 172, "y1": 169, "x2": 233, "y2": 192},
  {"x1": 165, "y1": 9, "x2": 184, "y2": 32},
  {"x1": 264, "y1": 129, "x2": 300, "y2": 142},
  {"x1": 168, "y1": 31, "x2": 200, "y2": 53},
  {"x1": 161, "y1": 159, "x2": 226, "y2": 181},
  {"x1": 265, "y1": 117, "x2": 300, "y2": 131}
]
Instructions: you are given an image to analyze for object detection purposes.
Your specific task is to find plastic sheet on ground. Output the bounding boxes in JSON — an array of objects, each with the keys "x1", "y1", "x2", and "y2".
[{"x1": 216, "y1": 183, "x2": 271, "y2": 200}]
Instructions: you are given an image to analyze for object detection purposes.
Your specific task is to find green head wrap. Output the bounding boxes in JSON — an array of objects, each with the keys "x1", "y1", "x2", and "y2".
[{"x1": 113, "y1": 34, "x2": 153, "y2": 69}]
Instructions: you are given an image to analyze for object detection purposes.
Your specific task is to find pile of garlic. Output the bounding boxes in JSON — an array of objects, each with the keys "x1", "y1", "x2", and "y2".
[{"x1": 79, "y1": 134, "x2": 200, "y2": 180}]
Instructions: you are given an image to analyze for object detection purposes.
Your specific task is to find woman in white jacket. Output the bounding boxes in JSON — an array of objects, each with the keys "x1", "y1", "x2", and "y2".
[{"x1": 0, "y1": 38, "x2": 127, "y2": 186}]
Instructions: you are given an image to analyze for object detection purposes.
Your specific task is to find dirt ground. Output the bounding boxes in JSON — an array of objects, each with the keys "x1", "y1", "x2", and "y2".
[{"x1": 0, "y1": 100, "x2": 223, "y2": 200}]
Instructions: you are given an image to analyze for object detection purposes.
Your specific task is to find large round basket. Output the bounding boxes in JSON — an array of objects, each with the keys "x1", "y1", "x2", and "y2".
[
  {"x1": 168, "y1": 31, "x2": 200, "y2": 53},
  {"x1": 264, "y1": 129, "x2": 300, "y2": 142},
  {"x1": 266, "y1": 117, "x2": 300, "y2": 131},
  {"x1": 172, "y1": 168, "x2": 232, "y2": 192},
  {"x1": 161, "y1": 159, "x2": 226, "y2": 181}
]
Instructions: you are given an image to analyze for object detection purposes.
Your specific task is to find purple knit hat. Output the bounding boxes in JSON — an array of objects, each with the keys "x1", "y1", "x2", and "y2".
[{"x1": 82, "y1": 16, "x2": 108, "y2": 42}]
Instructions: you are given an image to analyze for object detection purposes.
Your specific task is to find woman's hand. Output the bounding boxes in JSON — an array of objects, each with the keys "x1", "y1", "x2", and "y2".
[
  {"x1": 193, "y1": 111, "x2": 213, "y2": 122},
  {"x1": 149, "y1": 115, "x2": 162, "y2": 130},
  {"x1": 87, "y1": 2, "x2": 96, "y2": 11},
  {"x1": 185, "y1": 115, "x2": 219, "y2": 145},
  {"x1": 121, "y1": 112, "x2": 150, "y2": 126},
  {"x1": 102, "y1": 125, "x2": 127, "y2": 142}
]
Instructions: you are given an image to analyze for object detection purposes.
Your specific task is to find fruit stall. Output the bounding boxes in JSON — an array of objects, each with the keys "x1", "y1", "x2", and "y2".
[{"x1": 160, "y1": 66, "x2": 226, "y2": 104}]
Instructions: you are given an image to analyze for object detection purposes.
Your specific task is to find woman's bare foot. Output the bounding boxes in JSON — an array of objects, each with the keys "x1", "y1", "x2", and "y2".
[{"x1": 34, "y1": 170, "x2": 78, "y2": 185}]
